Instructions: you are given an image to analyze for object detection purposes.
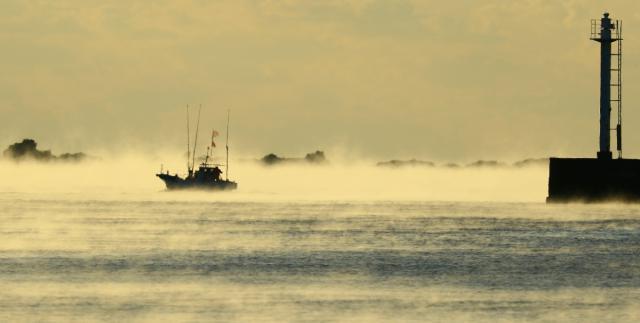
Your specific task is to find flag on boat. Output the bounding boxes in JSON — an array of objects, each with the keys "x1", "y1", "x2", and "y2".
[{"x1": 211, "y1": 130, "x2": 219, "y2": 147}]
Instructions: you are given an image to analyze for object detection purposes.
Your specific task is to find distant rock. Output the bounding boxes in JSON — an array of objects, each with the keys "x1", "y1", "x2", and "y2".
[
  {"x1": 58, "y1": 152, "x2": 88, "y2": 162},
  {"x1": 377, "y1": 159, "x2": 435, "y2": 168},
  {"x1": 3, "y1": 139, "x2": 88, "y2": 162},
  {"x1": 3, "y1": 139, "x2": 53, "y2": 161},
  {"x1": 304, "y1": 151, "x2": 327, "y2": 164},
  {"x1": 513, "y1": 158, "x2": 549, "y2": 168},
  {"x1": 261, "y1": 153, "x2": 285, "y2": 165},
  {"x1": 377, "y1": 157, "x2": 550, "y2": 170},
  {"x1": 261, "y1": 150, "x2": 328, "y2": 166},
  {"x1": 466, "y1": 160, "x2": 507, "y2": 168}
]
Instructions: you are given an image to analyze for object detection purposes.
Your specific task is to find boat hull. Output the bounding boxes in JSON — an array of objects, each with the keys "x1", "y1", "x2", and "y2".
[{"x1": 156, "y1": 173, "x2": 238, "y2": 191}]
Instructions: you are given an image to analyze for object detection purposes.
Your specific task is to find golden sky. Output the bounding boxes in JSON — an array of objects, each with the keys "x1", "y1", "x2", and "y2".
[{"x1": 2, "y1": 0, "x2": 640, "y2": 161}]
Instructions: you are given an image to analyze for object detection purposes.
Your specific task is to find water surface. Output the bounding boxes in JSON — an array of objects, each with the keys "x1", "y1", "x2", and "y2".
[{"x1": 1, "y1": 193, "x2": 639, "y2": 322}]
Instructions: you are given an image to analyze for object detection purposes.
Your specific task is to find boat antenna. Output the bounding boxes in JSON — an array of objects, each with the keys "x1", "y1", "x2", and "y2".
[
  {"x1": 192, "y1": 105, "x2": 202, "y2": 170},
  {"x1": 226, "y1": 109, "x2": 230, "y2": 181},
  {"x1": 186, "y1": 104, "x2": 191, "y2": 173}
]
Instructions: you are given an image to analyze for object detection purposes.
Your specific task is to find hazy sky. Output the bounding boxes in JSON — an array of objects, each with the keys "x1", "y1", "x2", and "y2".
[{"x1": 2, "y1": 0, "x2": 640, "y2": 161}]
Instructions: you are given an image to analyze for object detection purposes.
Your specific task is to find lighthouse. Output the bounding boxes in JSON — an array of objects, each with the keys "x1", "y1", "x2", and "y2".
[
  {"x1": 546, "y1": 12, "x2": 640, "y2": 203},
  {"x1": 591, "y1": 12, "x2": 622, "y2": 160}
]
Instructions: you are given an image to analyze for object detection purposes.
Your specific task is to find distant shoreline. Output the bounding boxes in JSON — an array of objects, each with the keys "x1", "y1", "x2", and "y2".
[{"x1": 2, "y1": 138, "x2": 549, "y2": 169}]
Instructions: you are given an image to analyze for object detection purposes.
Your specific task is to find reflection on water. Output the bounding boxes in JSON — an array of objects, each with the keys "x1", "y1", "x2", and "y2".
[{"x1": 1, "y1": 195, "x2": 640, "y2": 322}]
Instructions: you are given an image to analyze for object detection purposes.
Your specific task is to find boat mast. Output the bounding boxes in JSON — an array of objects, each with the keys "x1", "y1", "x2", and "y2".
[
  {"x1": 192, "y1": 105, "x2": 202, "y2": 170},
  {"x1": 226, "y1": 109, "x2": 230, "y2": 181},
  {"x1": 186, "y1": 104, "x2": 191, "y2": 174}
]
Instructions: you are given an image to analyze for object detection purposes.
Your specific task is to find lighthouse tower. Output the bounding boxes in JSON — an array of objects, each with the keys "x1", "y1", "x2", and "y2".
[{"x1": 591, "y1": 12, "x2": 623, "y2": 160}]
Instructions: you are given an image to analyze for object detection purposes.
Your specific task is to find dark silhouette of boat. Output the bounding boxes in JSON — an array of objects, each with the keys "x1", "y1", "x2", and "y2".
[
  {"x1": 157, "y1": 106, "x2": 237, "y2": 191},
  {"x1": 157, "y1": 163, "x2": 237, "y2": 191}
]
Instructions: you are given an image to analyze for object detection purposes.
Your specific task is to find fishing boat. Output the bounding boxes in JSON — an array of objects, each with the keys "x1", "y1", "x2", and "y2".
[{"x1": 156, "y1": 106, "x2": 238, "y2": 191}]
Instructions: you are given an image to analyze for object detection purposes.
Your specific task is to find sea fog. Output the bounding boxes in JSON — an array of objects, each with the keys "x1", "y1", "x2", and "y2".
[
  {"x1": 1, "y1": 156, "x2": 640, "y2": 322},
  {"x1": 0, "y1": 154, "x2": 549, "y2": 202}
]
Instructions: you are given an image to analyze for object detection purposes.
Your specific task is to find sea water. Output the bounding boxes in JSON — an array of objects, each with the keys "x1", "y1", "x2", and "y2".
[{"x1": 0, "y1": 162, "x2": 639, "y2": 322}]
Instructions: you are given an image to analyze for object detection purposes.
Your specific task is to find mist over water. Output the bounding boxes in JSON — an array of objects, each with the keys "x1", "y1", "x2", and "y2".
[
  {"x1": 0, "y1": 154, "x2": 548, "y2": 202},
  {"x1": 1, "y1": 156, "x2": 640, "y2": 322}
]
